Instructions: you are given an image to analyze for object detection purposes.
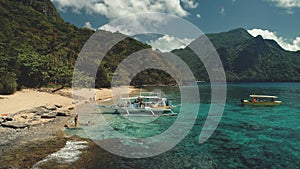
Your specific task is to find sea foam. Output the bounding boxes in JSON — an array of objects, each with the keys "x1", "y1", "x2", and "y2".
[{"x1": 31, "y1": 141, "x2": 88, "y2": 168}]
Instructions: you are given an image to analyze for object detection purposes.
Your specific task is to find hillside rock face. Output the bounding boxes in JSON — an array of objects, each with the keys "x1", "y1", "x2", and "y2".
[{"x1": 19, "y1": 0, "x2": 62, "y2": 20}]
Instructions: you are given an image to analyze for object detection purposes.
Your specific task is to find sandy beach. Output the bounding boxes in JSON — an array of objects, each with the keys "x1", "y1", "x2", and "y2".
[
  {"x1": 0, "y1": 89, "x2": 73, "y2": 115},
  {"x1": 0, "y1": 87, "x2": 139, "y2": 115}
]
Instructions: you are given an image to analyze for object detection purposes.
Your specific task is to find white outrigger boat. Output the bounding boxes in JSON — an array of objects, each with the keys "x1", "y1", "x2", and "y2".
[
  {"x1": 110, "y1": 92, "x2": 177, "y2": 116},
  {"x1": 241, "y1": 95, "x2": 282, "y2": 106}
]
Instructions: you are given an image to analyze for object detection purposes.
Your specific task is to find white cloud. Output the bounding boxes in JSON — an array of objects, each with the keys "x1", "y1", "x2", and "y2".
[
  {"x1": 267, "y1": 0, "x2": 300, "y2": 8},
  {"x1": 99, "y1": 13, "x2": 173, "y2": 35},
  {"x1": 99, "y1": 13, "x2": 201, "y2": 53},
  {"x1": 83, "y1": 21, "x2": 96, "y2": 30},
  {"x1": 146, "y1": 35, "x2": 194, "y2": 52},
  {"x1": 196, "y1": 14, "x2": 201, "y2": 18},
  {"x1": 52, "y1": 1, "x2": 202, "y2": 52},
  {"x1": 51, "y1": 0, "x2": 90, "y2": 13},
  {"x1": 248, "y1": 28, "x2": 300, "y2": 51},
  {"x1": 52, "y1": 0, "x2": 196, "y2": 20},
  {"x1": 181, "y1": 0, "x2": 198, "y2": 9}
]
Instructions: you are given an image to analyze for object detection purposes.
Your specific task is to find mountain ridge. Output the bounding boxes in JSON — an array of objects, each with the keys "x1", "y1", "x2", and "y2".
[{"x1": 173, "y1": 28, "x2": 300, "y2": 82}]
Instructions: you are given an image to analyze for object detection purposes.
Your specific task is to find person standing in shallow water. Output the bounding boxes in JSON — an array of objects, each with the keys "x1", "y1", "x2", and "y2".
[{"x1": 74, "y1": 113, "x2": 78, "y2": 127}]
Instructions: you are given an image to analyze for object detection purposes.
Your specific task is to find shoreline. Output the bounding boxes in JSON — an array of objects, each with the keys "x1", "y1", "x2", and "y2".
[
  {"x1": 0, "y1": 115, "x2": 70, "y2": 168},
  {"x1": 0, "y1": 86, "x2": 140, "y2": 168},
  {"x1": 0, "y1": 87, "x2": 140, "y2": 115}
]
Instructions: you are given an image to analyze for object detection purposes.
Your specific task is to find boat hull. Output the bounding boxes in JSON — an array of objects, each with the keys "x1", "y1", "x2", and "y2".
[
  {"x1": 114, "y1": 107, "x2": 176, "y2": 116},
  {"x1": 242, "y1": 100, "x2": 281, "y2": 106}
]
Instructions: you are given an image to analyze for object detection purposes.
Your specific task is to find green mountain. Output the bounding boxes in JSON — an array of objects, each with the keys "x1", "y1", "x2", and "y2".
[
  {"x1": 173, "y1": 28, "x2": 300, "y2": 82},
  {"x1": 0, "y1": 0, "x2": 175, "y2": 94}
]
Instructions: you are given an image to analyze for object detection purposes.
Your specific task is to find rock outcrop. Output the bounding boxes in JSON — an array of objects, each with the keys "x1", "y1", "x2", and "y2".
[{"x1": 0, "y1": 105, "x2": 72, "y2": 129}]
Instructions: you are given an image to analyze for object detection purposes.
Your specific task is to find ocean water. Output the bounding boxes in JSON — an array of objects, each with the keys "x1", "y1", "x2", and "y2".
[{"x1": 66, "y1": 83, "x2": 300, "y2": 168}]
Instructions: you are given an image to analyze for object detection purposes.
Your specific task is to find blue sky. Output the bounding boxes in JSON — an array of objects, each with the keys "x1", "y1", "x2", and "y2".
[{"x1": 51, "y1": 0, "x2": 300, "y2": 52}]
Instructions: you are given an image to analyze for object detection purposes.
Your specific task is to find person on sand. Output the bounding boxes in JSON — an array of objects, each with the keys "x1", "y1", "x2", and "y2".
[{"x1": 74, "y1": 113, "x2": 78, "y2": 127}]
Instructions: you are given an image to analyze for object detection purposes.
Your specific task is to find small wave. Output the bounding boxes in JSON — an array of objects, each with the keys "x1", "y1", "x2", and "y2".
[{"x1": 31, "y1": 141, "x2": 88, "y2": 169}]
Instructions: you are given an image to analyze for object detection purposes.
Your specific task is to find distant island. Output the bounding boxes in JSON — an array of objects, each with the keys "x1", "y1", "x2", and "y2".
[{"x1": 1, "y1": 0, "x2": 300, "y2": 95}]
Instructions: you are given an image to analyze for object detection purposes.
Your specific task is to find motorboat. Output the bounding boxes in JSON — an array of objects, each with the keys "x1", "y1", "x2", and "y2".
[
  {"x1": 108, "y1": 91, "x2": 177, "y2": 116},
  {"x1": 241, "y1": 95, "x2": 282, "y2": 106}
]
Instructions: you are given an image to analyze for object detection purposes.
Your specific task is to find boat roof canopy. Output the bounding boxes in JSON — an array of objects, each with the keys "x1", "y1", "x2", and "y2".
[{"x1": 250, "y1": 95, "x2": 278, "y2": 98}]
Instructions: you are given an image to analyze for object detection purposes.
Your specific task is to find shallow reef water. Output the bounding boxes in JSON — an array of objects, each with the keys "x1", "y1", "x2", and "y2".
[{"x1": 64, "y1": 83, "x2": 300, "y2": 168}]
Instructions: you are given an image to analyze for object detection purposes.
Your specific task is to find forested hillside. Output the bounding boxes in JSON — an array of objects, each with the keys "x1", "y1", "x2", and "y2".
[
  {"x1": 173, "y1": 28, "x2": 300, "y2": 82},
  {"x1": 0, "y1": 0, "x2": 94, "y2": 94},
  {"x1": 0, "y1": 0, "x2": 175, "y2": 94}
]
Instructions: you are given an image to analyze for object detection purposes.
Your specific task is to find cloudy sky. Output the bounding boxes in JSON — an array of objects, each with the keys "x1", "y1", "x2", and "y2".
[{"x1": 51, "y1": 0, "x2": 300, "y2": 52}]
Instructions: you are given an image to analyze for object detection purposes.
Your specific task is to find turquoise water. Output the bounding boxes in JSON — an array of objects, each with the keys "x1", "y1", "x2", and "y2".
[{"x1": 66, "y1": 83, "x2": 300, "y2": 168}]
